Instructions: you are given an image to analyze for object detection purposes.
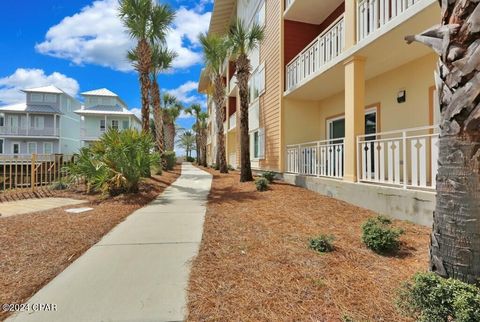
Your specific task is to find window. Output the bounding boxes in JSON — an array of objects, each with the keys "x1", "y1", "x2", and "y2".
[
  {"x1": 327, "y1": 108, "x2": 377, "y2": 140},
  {"x1": 100, "y1": 119, "x2": 106, "y2": 132},
  {"x1": 12, "y1": 142, "x2": 20, "y2": 155},
  {"x1": 111, "y1": 120, "x2": 119, "y2": 130},
  {"x1": 44, "y1": 142, "x2": 53, "y2": 154},
  {"x1": 90, "y1": 97, "x2": 98, "y2": 105},
  {"x1": 27, "y1": 142, "x2": 37, "y2": 154},
  {"x1": 31, "y1": 93, "x2": 43, "y2": 102},
  {"x1": 34, "y1": 116, "x2": 44, "y2": 130},
  {"x1": 0, "y1": 139, "x2": 3, "y2": 154},
  {"x1": 249, "y1": 63, "x2": 265, "y2": 102},
  {"x1": 255, "y1": 0, "x2": 265, "y2": 27},
  {"x1": 44, "y1": 94, "x2": 56, "y2": 103},
  {"x1": 122, "y1": 120, "x2": 129, "y2": 129},
  {"x1": 0, "y1": 113, "x2": 4, "y2": 127},
  {"x1": 250, "y1": 128, "x2": 265, "y2": 159},
  {"x1": 102, "y1": 97, "x2": 111, "y2": 105}
]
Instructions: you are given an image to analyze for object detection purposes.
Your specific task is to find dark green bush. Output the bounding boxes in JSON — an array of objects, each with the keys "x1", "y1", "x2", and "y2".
[
  {"x1": 361, "y1": 215, "x2": 404, "y2": 253},
  {"x1": 309, "y1": 234, "x2": 335, "y2": 253},
  {"x1": 212, "y1": 163, "x2": 219, "y2": 170},
  {"x1": 51, "y1": 177, "x2": 69, "y2": 190},
  {"x1": 261, "y1": 171, "x2": 276, "y2": 183},
  {"x1": 397, "y1": 272, "x2": 480, "y2": 322},
  {"x1": 66, "y1": 129, "x2": 159, "y2": 195},
  {"x1": 162, "y1": 151, "x2": 176, "y2": 170},
  {"x1": 228, "y1": 164, "x2": 235, "y2": 171},
  {"x1": 255, "y1": 177, "x2": 269, "y2": 191},
  {"x1": 186, "y1": 156, "x2": 195, "y2": 162}
]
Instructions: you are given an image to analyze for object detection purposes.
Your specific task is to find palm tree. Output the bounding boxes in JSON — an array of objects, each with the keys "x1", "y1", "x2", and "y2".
[
  {"x1": 177, "y1": 131, "x2": 196, "y2": 158},
  {"x1": 150, "y1": 44, "x2": 177, "y2": 155},
  {"x1": 119, "y1": 0, "x2": 174, "y2": 132},
  {"x1": 406, "y1": 1, "x2": 480, "y2": 283},
  {"x1": 162, "y1": 94, "x2": 183, "y2": 151},
  {"x1": 199, "y1": 33, "x2": 229, "y2": 173},
  {"x1": 193, "y1": 111, "x2": 209, "y2": 166},
  {"x1": 185, "y1": 104, "x2": 202, "y2": 162},
  {"x1": 227, "y1": 19, "x2": 264, "y2": 182}
]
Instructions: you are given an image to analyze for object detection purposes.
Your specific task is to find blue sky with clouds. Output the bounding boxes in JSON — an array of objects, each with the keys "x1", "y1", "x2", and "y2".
[{"x1": 0, "y1": 0, "x2": 212, "y2": 132}]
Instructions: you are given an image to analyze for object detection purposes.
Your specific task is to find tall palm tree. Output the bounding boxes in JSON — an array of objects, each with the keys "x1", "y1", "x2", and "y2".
[
  {"x1": 185, "y1": 104, "x2": 202, "y2": 162},
  {"x1": 406, "y1": 1, "x2": 480, "y2": 283},
  {"x1": 199, "y1": 33, "x2": 229, "y2": 173},
  {"x1": 119, "y1": 0, "x2": 174, "y2": 132},
  {"x1": 150, "y1": 44, "x2": 177, "y2": 155},
  {"x1": 177, "y1": 131, "x2": 196, "y2": 158},
  {"x1": 192, "y1": 111, "x2": 209, "y2": 166},
  {"x1": 227, "y1": 19, "x2": 264, "y2": 182},
  {"x1": 162, "y1": 93, "x2": 183, "y2": 151}
]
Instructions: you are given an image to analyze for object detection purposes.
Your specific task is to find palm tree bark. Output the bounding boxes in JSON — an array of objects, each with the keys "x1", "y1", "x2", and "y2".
[
  {"x1": 151, "y1": 79, "x2": 164, "y2": 155},
  {"x1": 138, "y1": 39, "x2": 151, "y2": 132},
  {"x1": 214, "y1": 75, "x2": 228, "y2": 173},
  {"x1": 407, "y1": 0, "x2": 480, "y2": 283},
  {"x1": 164, "y1": 122, "x2": 175, "y2": 151},
  {"x1": 236, "y1": 54, "x2": 254, "y2": 182}
]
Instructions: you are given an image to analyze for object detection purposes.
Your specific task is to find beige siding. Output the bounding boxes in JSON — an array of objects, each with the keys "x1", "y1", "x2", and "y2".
[{"x1": 259, "y1": 0, "x2": 282, "y2": 171}]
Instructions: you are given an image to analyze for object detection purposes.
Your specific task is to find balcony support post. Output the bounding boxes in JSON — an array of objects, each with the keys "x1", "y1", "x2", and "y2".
[
  {"x1": 345, "y1": 0, "x2": 357, "y2": 48},
  {"x1": 344, "y1": 56, "x2": 366, "y2": 182}
]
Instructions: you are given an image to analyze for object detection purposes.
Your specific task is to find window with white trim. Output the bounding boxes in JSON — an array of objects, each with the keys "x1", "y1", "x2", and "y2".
[
  {"x1": 255, "y1": 0, "x2": 265, "y2": 27},
  {"x1": 44, "y1": 94, "x2": 56, "y2": 103},
  {"x1": 122, "y1": 120, "x2": 129, "y2": 129},
  {"x1": 0, "y1": 139, "x2": 3, "y2": 154},
  {"x1": 44, "y1": 142, "x2": 53, "y2": 154},
  {"x1": 12, "y1": 142, "x2": 20, "y2": 155},
  {"x1": 100, "y1": 119, "x2": 106, "y2": 132},
  {"x1": 250, "y1": 128, "x2": 265, "y2": 159},
  {"x1": 0, "y1": 113, "x2": 4, "y2": 127},
  {"x1": 111, "y1": 120, "x2": 119, "y2": 130},
  {"x1": 31, "y1": 93, "x2": 43, "y2": 102},
  {"x1": 249, "y1": 63, "x2": 265, "y2": 102},
  {"x1": 27, "y1": 142, "x2": 37, "y2": 154},
  {"x1": 34, "y1": 116, "x2": 44, "y2": 130}
]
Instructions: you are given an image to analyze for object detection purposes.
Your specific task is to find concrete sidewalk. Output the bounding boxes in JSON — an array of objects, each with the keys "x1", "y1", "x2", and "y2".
[{"x1": 8, "y1": 163, "x2": 212, "y2": 322}]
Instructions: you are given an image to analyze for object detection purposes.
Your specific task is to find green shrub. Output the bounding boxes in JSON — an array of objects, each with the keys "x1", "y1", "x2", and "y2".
[
  {"x1": 186, "y1": 156, "x2": 195, "y2": 162},
  {"x1": 228, "y1": 164, "x2": 235, "y2": 171},
  {"x1": 162, "y1": 151, "x2": 176, "y2": 170},
  {"x1": 397, "y1": 272, "x2": 480, "y2": 322},
  {"x1": 212, "y1": 163, "x2": 219, "y2": 170},
  {"x1": 255, "y1": 177, "x2": 269, "y2": 191},
  {"x1": 361, "y1": 215, "x2": 404, "y2": 253},
  {"x1": 51, "y1": 177, "x2": 69, "y2": 190},
  {"x1": 65, "y1": 129, "x2": 159, "y2": 196},
  {"x1": 309, "y1": 234, "x2": 335, "y2": 253},
  {"x1": 261, "y1": 171, "x2": 276, "y2": 183}
]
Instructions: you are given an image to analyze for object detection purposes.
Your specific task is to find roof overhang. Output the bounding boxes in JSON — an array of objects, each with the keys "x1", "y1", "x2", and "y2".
[{"x1": 208, "y1": 0, "x2": 236, "y2": 35}]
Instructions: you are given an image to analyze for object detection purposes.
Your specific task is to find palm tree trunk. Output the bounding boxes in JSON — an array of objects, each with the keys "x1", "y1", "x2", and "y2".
[
  {"x1": 164, "y1": 122, "x2": 175, "y2": 151},
  {"x1": 151, "y1": 79, "x2": 164, "y2": 155},
  {"x1": 195, "y1": 119, "x2": 200, "y2": 163},
  {"x1": 407, "y1": 0, "x2": 480, "y2": 283},
  {"x1": 214, "y1": 75, "x2": 228, "y2": 173},
  {"x1": 236, "y1": 54, "x2": 254, "y2": 182},
  {"x1": 137, "y1": 39, "x2": 151, "y2": 132}
]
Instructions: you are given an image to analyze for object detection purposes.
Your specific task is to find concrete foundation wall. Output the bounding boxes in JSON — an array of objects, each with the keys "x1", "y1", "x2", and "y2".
[{"x1": 283, "y1": 174, "x2": 435, "y2": 227}]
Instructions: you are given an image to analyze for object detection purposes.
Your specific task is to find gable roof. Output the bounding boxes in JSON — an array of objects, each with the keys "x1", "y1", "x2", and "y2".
[
  {"x1": 22, "y1": 85, "x2": 65, "y2": 94},
  {"x1": 81, "y1": 88, "x2": 118, "y2": 97},
  {"x1": 74, "y1": 105, "x2": 141, "y2": 123}
]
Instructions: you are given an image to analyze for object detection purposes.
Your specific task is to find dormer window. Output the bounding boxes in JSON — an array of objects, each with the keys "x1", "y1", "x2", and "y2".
[
  {"x1": 45, "y1": 94, "x2": 56, "y2": 103},
  {"x1": 31, "y1": 93, "x2": 43, "y2": 102}
]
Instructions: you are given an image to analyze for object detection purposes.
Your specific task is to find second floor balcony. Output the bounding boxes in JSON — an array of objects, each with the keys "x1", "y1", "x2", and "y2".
[{"x1": 0, "y1": 126, "x2": 59, "y2": 137}]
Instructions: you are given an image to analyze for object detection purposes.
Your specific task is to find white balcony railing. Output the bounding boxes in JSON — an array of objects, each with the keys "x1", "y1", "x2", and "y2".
[
  {"x1": 286, "y1": 138, "x2": 345, "y2": 179},
  {"x1": 229, "y1": 74, "x2": 237, "y2": 94},
  {"x1": 229, "y1": 113, "x2": 236, "y2": 130},
  {"x1": 357, "y1": 0, "x2": 419, "y2": 41},
  {"x1": 286, "y1": 15, "x2": 345, "y2": 91},
  {"x1": 0, "y1": 126, "x2": 59, "y2": 137},
  {"x1": 357, "y1": 125, "x2": 439, "y2": 190}
]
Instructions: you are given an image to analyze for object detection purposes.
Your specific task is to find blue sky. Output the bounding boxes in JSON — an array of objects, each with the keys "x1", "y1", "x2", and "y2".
[{"x1": 0, "y1": 0, "x2": 212, "y2": 131}]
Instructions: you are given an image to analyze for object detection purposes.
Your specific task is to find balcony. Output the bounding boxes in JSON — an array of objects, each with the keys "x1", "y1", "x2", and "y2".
[
  {"x1": 228, "y1": 113, "x2": 236, "y2": 131},
  {"x1": 286, "y1": 15, "x2": 345, "y2": 91},
  {"x1": 357, "y1": 125, "x2": 438, "y2": 190},
  {"x1": 357, "y1": 0, "x2": 421, "y2": 41},
  {"x1": 228, "y1": 74, "x2": 237, "y2": 97},
  {"x1": 286, "y1": 138, "x2": 345, "y2": 179},
  {"x1": 0, "y1": 126, "x2": 59, "y2": 137}
]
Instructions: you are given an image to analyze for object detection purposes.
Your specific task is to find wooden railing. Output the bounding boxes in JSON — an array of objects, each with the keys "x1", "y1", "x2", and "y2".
[
  {"x1": 357, "y1": 0, "x2": 419, "y2": 41},
  {"x1": 286, "y1": 15, "x2": 345, "y2": 91},
  {"x1": 357, "y1": 125, "x2": 439, "y2": 189},
  {"x1": 286, "y1": 138, "x2": 345, "y2": 179},
  {"x1": 0, "y1": 154, "x2": 76, "y2": 193}
]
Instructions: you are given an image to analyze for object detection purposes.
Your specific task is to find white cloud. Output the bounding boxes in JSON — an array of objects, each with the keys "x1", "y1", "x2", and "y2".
[
  {"x1": 166, "y1": 80, "x2": 206, "y2": 119},
  {"x1": 129, "y1": 107, "x2": 142, "y2": 120},
  {"x1": 0, "y1": 68, "x2": 79, "y2": 105},
  {"x1": 36, "y1": 0, "x2": 211, "y2": 71}
]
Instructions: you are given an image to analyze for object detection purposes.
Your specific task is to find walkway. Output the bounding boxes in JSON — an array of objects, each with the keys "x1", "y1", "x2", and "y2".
[
  {"x1": 0, "y1": 198, "x2": 86, "y2": 217},
  {"x1": 7, "y1": 163, "x2": 212, "y2": 322}
]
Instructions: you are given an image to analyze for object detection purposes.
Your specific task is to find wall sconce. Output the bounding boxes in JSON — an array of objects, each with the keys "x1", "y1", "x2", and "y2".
[{"x1": 397, "y1": 90, "x2": 406, "y2": 103}]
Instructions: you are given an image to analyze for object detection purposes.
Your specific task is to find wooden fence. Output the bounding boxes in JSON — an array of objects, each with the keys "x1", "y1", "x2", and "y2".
[{"x1": 0, "y1": 154, "x2": 76, "y2": 193}]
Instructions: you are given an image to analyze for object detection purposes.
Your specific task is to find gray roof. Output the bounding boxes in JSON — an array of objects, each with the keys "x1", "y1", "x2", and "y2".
[
  {"x1": 25, "y1": 105, "x2": 62, "y2": 114},
  {"x1": 84, "y1": 104, "x2": 124, "y2": 112}
]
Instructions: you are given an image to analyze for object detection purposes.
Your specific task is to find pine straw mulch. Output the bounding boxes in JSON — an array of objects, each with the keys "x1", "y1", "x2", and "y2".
[
  {"x1": 187, "y1": 168, "x2": 430, "y2": 322},
  {"x1": 0, "y1": 166, "x2": 181, "y2": 321}
]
